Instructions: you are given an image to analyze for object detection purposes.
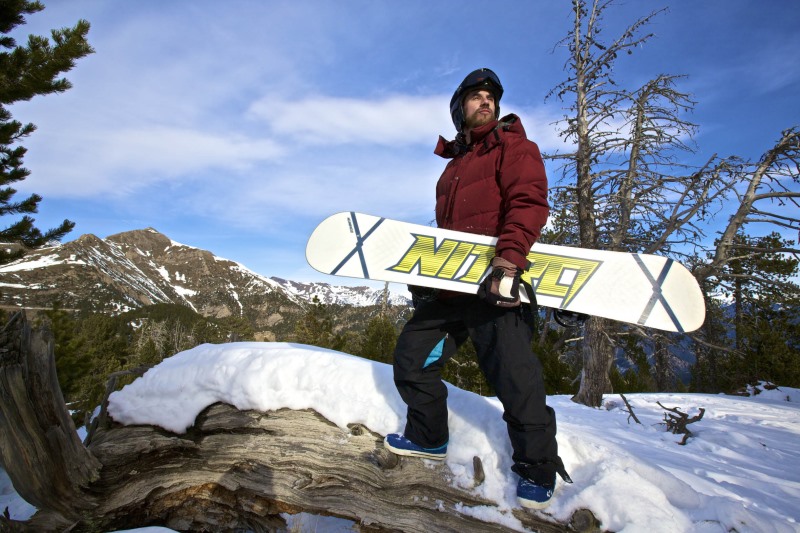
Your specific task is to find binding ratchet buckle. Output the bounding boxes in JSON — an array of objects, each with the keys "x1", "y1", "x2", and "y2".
[{"x1": 553, "y1": 309, "x2": 589, "y2": 328}]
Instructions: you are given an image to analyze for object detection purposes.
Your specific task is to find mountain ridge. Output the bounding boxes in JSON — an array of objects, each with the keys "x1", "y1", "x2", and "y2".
[{"x1": 0, "y1": 228, "x2": 411, "y2": 338}]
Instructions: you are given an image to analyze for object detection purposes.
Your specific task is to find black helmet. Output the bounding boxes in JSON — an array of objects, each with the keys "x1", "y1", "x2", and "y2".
[{"x1": 449, "y1": 68, "x2": 504, "y2": 132}]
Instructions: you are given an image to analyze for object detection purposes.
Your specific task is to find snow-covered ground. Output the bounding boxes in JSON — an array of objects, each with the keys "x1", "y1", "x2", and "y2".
[{"x1": 2, "y1": 342, "x2": 798, "y2": 532}]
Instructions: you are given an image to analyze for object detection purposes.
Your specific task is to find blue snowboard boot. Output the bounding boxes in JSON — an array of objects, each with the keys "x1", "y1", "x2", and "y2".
[
  {"x1": 384, "y1": 433, "x2": 447, "y2": 460},
  {"x1": 513, "y1": 460, "x2": 572, "y2": 509},
  {"x1": 517, "y1": 474, "x2": 556, "y2": 509}
]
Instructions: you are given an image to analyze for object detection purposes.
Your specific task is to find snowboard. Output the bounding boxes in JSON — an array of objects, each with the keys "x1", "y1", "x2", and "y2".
[{"x1": 306, "y1": 212, "x2": 706, "y2": 333}]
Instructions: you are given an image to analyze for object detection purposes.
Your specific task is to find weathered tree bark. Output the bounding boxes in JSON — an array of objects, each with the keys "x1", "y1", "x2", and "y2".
[
  {"x1": 571, "y1": 317, "x2": 614, "y2": 407},
  {"x1": 0, "y1": 312, "x2": 101, "y2": 520},
  {"x1": 0, "y1": 312, "x2": 602, "y2": 533}
]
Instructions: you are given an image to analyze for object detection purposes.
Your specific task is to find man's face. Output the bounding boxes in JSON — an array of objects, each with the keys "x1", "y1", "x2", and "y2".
[{"x1": 462, "y1": 88, "x2": 496, "y2": 131}]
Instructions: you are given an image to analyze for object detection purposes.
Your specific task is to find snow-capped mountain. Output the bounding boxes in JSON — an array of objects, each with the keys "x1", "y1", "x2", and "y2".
[
  {"x1": 0, "y1": 228, "x2": 410, "y2": 324},
  {"x1": 272, "y1": 277, "x2": 409, "y2": 307}
]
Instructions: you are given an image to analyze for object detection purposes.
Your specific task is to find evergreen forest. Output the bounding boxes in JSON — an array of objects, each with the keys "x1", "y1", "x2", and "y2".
[{"x1": 8, "y1": 271, "x2": 798, "y2": 426}]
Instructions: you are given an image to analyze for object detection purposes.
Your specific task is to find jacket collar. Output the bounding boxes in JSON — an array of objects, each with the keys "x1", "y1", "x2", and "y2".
[{"x1": 434, "y1": 113, "x2": 524, "y2": 158}]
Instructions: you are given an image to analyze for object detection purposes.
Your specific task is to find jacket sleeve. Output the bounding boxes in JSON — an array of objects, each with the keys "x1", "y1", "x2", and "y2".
[{"x1": 495, "y1": 139, "x2": 550, "y2": 270}]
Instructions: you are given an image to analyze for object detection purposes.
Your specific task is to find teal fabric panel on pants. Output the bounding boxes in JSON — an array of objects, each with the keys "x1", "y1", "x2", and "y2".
[{"x1": 423, "y1": 336, "x2": 446, "y2": 368}]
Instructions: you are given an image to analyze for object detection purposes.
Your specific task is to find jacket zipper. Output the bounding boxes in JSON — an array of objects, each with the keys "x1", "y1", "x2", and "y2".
[{"x1": 444, "y1": 175, "x2": 460, "y2": 227}]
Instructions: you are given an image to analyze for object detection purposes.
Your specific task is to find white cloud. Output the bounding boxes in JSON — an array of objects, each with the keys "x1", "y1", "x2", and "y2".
[
  {"x1": 100, "y1": 127, "x2": 284, "y2": 176},
  {"x1": 250, "y1": 94, "x2": 453, "y2": 147},
  {"x1": 187, "y1": 150, "x2": 444, "y2": 231},
  {"x1": 19, "y1": 87, "x2": 573, "y2": 211},
  {"x1": 22, "y1": 125, "x2": 285, "y2": 197},
  {"x1": 249, "y1": 92, "x2": 573, "y2": 153},
  {"x1": 512, "y1": 106, "x2": 573, "y2": 154}
]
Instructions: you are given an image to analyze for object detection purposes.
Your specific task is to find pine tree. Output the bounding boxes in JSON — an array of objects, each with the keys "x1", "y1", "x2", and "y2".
[
  {"x1": 690, "y1": 294, "x2": 730, "y2": 393},
  {"x1": 40, "y1": 306, "x2": 130, "y2": 423},
  {"x1": 215, "y1": 315, "x2": 255, "y2": 343},
  {"x1": 71, "y1": 313, "x2": 129, "y2": 418},
  {"x1": 441, "y1": 341, "x2": 493, "y2": 396},
  {"x1": 534, "y1": 318, "x2": 580, "y2": 395},
  {"x1": 0, "y1": 1, "x2": 93, "y2": 264},
  {"x1": 294, "y1": 296, "x2": 345, "y2": 351},
  {"x1": 716, "y1": 232, "x2": 800, "y2": 388},
  {"x1": 40, "y1": 302, "x2": 86, "y2": 400},
  {"x1": 358, "y1": 314, "x2": 397, "y2": 364}
]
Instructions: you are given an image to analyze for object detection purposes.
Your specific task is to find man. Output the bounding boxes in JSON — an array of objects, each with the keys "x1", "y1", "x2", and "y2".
[{"x1": 384, "y1": 68, "x2": 572, "y2": 509}]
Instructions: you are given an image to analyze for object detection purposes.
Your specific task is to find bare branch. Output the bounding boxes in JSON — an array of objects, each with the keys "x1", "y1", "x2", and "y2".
[
  {"x1": 697, "y1": 128, "x2": 800, "y2": 281},
  {"x1": 748, "y1": 208, "x2": 800, "y2": 224},
  {"x1": 687, "y1": 332, "x2": 739, "y2": 354},
  {"x1": 619, "y1": 394, "x2": 642, "y2": 425}
]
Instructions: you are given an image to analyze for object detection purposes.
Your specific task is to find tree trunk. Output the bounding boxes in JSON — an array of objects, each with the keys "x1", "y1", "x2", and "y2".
[
  {"x1": 0, "y1": 312, "x2": 101, "y2": 520},
  {"x1": 0, "y1": 312, "x2": 601, "y2": 533},
  {"x1": 572, "y1": 317, "x2": 613, "y2": 407},
  {"x1": 653, "y1": 336, "x2": 668, "y2": 392}
]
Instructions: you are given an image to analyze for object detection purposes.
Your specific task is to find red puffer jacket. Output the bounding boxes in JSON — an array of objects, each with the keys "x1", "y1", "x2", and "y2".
[{"x1": 434, "y1": 114, "x2": 549, "y2": 270}]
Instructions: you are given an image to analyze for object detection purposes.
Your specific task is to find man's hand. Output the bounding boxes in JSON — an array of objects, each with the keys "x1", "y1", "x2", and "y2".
[{"x1": 478, "y1": 256, "x2": 522, "y2": 307}]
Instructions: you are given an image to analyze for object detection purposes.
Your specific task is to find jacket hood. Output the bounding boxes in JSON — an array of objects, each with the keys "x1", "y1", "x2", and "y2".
[{"x1": 434, "y1": 113, "x2": 527, "y2": 159}]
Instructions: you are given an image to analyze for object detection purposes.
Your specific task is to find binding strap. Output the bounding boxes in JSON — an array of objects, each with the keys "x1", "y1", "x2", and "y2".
[
  {"x1": 521, "y1": 279, "x2": 539, "y2": 331},
  {"x1": 519, "y1": 265, "x2": 588, "y2": 330},
  {"x1": 520, "y1": 262, "x2": 538, "y2": 331}
]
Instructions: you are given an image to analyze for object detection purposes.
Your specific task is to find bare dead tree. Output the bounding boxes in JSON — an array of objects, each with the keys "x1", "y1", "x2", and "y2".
[
  {"x1": 547, "y1": 0, "x2": 688, "y2": 407},
  {"x1": 695, "y1": 128, "x2": 800, "y2": 283},
  {"x1": 543, "y1": 0, "x2": 799, "y2": 406},
  {"x1": 547, "y1": 0, "x2": 669, "y2": 252},
  {"x1": 381, "y1": 281, "x2": 390, "y2": 318},
  {"x1": 690, "y1": 130, "x2": 800, "y2": 389}
]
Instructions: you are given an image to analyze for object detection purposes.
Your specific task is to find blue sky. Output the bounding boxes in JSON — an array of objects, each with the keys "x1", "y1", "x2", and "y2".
[{"x1": 10, "y1": 1, "x2": 800, "y2": 286}]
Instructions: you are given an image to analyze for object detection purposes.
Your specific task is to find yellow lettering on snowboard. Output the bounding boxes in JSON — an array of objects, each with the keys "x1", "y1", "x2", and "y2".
[
  {"x1": 524, "y1": 252, "x2": 601, "y2": 307},
  {"x1": 389, "y1": 234, "x2": 601, "y2": 306}
]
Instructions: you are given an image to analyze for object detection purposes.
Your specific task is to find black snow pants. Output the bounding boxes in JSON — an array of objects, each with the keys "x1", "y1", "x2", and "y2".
[{"x1": 392, "y1": 294, "x2": 563, "y2": 481}]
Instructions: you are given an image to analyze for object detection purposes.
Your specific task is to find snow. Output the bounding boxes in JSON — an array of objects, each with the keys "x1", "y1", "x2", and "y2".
[
  {"x1": 155, "y1": 265, "x2": 170, "y2": 282},
  {"x1": 0, "y1": 469, "x2": 36, "y2": 521},
  {"x1": 2, "y1": 343, "x2": 799, "y2": 532},
  {"x1": 273, "y1": 277, "x2": 411, "y2": 307},
  {"x1": 166, "y1": 237, "x2": 199, "y2": 251},
  {"x1": 0, "y1": 253, "x2": 85, "y2": 272},
  {"x1": 172, "y1": 285, "x2": 197, "y2": 298}
]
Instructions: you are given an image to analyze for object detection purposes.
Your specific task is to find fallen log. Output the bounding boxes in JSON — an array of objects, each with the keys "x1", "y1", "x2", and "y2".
[{"x1": 0, "y1": 312, "x2": 602, "y2": 532}]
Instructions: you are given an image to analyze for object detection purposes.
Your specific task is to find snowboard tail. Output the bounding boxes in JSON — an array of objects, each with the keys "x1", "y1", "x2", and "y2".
[{"x1": 306, "y1": 212, "x2": 705, "y2": 333}]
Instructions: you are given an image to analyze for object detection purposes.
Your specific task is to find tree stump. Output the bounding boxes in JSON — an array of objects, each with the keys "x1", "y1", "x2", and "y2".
[{"x1": 0, "y1": 312, "x2": 100, "y2": 521}]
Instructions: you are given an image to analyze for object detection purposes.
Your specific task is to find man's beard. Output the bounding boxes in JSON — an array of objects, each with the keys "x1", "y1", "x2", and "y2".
[{"x1": 464, "y1": 108, "x2": 494, "y2": 130}]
